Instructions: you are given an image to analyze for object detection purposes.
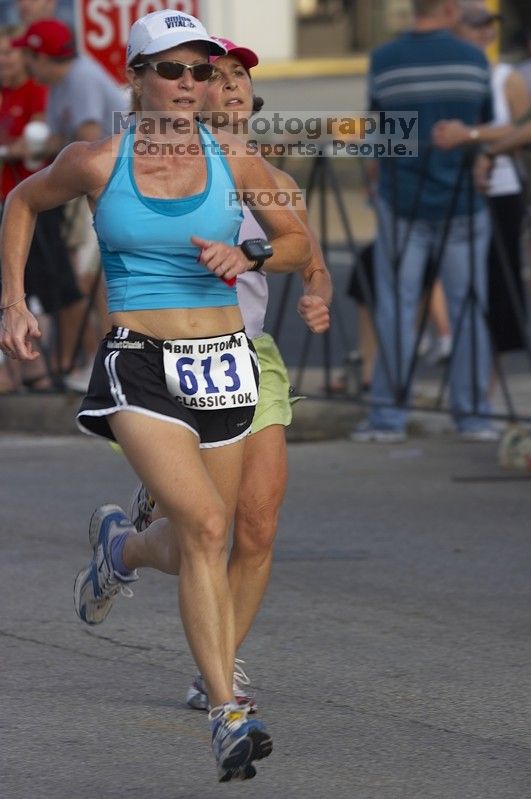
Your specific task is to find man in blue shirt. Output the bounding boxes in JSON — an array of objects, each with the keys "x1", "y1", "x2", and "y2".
[{"x1": 353, "y1": 0, "x2": 497, "y2": 442}]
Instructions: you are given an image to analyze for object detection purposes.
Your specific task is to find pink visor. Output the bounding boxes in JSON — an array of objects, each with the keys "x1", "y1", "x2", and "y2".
[{"x1": 210, "y1": 37, "x2": 259, "y2": 71}]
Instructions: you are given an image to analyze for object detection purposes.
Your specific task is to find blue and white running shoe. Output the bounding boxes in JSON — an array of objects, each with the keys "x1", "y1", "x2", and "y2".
[
  {"x1": 73, "y1": 504, "x2": 138, "y2": 625},
  {"x1": 209, "y1": 702, "x2": 272, "y2": 782}
]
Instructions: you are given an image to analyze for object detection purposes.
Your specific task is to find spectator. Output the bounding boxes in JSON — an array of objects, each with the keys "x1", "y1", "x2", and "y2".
[
  {"x1": 11, "y1": 1, "x2": 90, "y2": 391},
  {"x1": 433, "y1": 1, "x2": 530, "y2": 381},
  {"x1": 13, "y1": 18, "x2": 128, "y2": 390},
  {"x1": 0, "y1": 23, "x2": 46, "y2": 392},
  {"x1": 14, "y1": 19, "x2": 126, "y2": 147},
  {"x1": 478, "y1": 120, "x2": 531, "y2": 165},
  {"x1": 351, "y1": 0, "x2": 497, "y2": 443},
  {"x1": 0, "y1": 23, "x2": 83, "y2": 392}
]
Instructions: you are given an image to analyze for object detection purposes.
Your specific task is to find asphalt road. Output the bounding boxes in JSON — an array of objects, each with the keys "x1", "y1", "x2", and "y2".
[{"x1": 2, "y1": 432, "x2": 531, "y2": 798}]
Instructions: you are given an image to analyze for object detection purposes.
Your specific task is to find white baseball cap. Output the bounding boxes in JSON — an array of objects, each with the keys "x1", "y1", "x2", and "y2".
[{"x1": 126, "y1": 10, "x2": 227, "y2": 65}]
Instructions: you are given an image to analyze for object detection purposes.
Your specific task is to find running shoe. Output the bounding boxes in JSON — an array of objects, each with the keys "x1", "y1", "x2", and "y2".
[
  {"x1": 459, "y1": 427, "x2": 500, "y2": 443},
  {"x1": 73, "y1": 504, "x2": 138, "y2": 625},
  {"x1": 209, "y1": 702, "x2": 272, "y2": 782},
  {"x1": 186, "y1": 674, "x2": 210, "y2": 711},
  {"x1": 128, "y1": 482, "x2": 155, "y2": 532},
  {"x1": 426, "y1": 334, "x2": 453, "y2": 366},
  {"x1": 186, "y1": 658, "x2": 258, "y2": 713},
  {"x1": 350, "y1": 420, "x2": 407, "y2": 443}
]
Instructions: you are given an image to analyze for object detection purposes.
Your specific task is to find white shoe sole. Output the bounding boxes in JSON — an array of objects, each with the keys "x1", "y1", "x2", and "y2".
[{"x1": 350, "y1": 430, "x2": 407, "y2": 443}]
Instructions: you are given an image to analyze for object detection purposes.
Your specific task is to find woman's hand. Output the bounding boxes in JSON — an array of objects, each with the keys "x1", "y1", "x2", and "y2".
[
  {"x1": 297, "y1": 294, "x2": 330, "y2": 334},
  {"x1": 432, "y1": 120, "x2": 471, "y2": 150},
  {"x1": 192, "y1": 235, "x2": 255, "y2": 284},
  {"x1": 0, "y1": 303, "x2": 41, "y2": 361}
]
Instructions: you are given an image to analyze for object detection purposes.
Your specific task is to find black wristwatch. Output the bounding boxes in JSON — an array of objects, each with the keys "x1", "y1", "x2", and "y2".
[{"x1": 240, "y1": 238, "x2": 273, "y2": 271}]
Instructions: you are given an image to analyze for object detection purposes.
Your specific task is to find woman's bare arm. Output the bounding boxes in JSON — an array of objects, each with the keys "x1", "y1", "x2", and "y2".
[{"x1": 268, "y1": 165, "x2": 332, "y2": 333}]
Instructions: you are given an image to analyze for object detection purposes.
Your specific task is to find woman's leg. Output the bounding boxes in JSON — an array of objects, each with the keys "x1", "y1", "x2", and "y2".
[
  {"x1": 357, "y1": 305, "x2": 377, "y2": 389},
  {"x1": 229, "y1": 424, "x2": 288, "y2": 649},
  {"x1": 109, "y1": 410, "x2": 244, "y2": 709},
  {"x1": 132, "y1": 426, "x2": 288, "y2": 656},
  {"x1": 428, "y1": 278, "x2": 452, "y2": 339}
]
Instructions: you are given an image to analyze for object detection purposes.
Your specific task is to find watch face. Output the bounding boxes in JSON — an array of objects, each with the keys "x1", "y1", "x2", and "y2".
[
  {"x1": 242, "y1": 239, "x2": 273, "y2": 260},
  {"x1": 246, "y1": 242, "x2": 264, "y2": 259}
]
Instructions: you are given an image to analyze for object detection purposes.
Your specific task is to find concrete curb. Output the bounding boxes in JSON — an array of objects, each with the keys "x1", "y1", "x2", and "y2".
[
  {"x1": 0, "y1": 392, "x2": 362, "y2": 441},
  {"x1": 0, "y1": 393, "x2": 81, "y2": 436},
  {"x1": 254, "y1": 55, "x2": 369, "y2": 80},
  {"x1": 288, "y1": 396, "x2": 363, "y2": 441},
  {"x1": 0, "y1": 392, "x2": 454, "y2": 442},
  {"x1": 2, "y1": 364, "x2": 529, "y2": 441}
]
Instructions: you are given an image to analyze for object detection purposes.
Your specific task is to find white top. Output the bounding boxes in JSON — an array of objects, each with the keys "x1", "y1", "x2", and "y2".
[
  {"x1": 236, "y1": 206, "x2": 269, "y2": 340},
  {"x1": 488, "y1": 62, "x2": 522, "y2": 197}
]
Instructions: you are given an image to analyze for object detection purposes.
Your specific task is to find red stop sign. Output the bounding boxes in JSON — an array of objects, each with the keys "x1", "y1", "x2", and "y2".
[{"x1": 75, "y1": 0, "x2": 200, "y2": 85}]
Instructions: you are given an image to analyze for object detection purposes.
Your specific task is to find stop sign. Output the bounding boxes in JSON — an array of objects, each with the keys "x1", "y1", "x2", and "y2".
[{"x1": 75, "y1": 0, "x2": 200, "y2": 85}]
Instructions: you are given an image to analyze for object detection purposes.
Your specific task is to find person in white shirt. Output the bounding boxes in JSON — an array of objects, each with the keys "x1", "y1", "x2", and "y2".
[{"x1": 433, "y1": 1, "x2": 531, "y2": 363}]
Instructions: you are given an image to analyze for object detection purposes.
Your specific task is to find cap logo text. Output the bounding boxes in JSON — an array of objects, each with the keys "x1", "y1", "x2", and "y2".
[{"x1": 164, "y1": 15, "x2": 197, "y2": 30}]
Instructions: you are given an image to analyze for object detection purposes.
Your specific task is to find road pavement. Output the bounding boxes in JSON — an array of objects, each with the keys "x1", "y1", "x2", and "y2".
[{"x1": 2, "y1": 432, "x2": 531, "y2": 799}]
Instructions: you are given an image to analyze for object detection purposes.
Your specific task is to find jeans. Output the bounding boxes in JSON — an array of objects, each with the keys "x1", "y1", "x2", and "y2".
[{"x1": 369, "y1": 199, "x2": 492, "y2": 433}]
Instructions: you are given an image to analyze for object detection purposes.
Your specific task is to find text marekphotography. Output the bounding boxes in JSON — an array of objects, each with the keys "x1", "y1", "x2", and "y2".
[{"x1": 112, "y1": 111, "x2": 419, "y2": 158}]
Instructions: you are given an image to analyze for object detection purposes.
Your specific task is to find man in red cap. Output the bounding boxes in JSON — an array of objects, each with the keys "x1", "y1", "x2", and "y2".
[
  {"x1": 13, "y1": 19, "x2": 126, "y2": 150},
  {"x1": 12, "y1": 18, "x2": 127, "y2": 391},
  {"x1": 0, "y1": 11, "x2": 88, "y2": 391}
]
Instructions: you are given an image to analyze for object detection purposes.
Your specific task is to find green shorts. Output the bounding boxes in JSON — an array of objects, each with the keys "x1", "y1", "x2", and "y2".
[{"x1": 251, "y1": 333, "x2": 292, "y2": 434}]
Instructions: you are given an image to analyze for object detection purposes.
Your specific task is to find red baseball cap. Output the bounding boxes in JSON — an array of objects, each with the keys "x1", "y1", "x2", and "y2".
[
  {"x1": 210, "y1": 38, "x2": 259, "y2": 72},
  {"x1": 12, "y1": 19, "x2": 76, "y2": 58}
]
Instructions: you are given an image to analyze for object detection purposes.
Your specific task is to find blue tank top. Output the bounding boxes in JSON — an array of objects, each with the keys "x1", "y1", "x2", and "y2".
[{"x1": 94, "y1": 122, "x2": 243, "y2": 311}]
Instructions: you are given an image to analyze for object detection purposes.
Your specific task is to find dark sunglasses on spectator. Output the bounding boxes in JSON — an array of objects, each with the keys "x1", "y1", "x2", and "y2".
[{"x1": 135, "y1": 60, "x2": 215, "y2": 81}]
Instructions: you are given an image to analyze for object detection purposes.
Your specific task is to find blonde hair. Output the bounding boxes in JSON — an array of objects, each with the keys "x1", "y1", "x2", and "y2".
[{"x1": 128, "y1": 56, "x2": 146, "y2": 114}]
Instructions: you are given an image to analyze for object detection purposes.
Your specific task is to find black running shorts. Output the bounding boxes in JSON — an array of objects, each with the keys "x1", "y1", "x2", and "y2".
[{"x1": 77, "y1": 327, "x2": 259, "y2": 448}]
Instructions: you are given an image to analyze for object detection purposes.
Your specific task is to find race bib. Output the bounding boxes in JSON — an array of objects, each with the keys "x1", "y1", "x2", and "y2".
[{"x1": 163, "y1": 332, "x2": 258, "y2": 410}]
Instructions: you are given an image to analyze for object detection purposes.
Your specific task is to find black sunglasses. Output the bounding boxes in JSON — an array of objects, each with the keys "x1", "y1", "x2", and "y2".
[{"x1": 136, "y1": 60, "x2": 215, "y2": 82}]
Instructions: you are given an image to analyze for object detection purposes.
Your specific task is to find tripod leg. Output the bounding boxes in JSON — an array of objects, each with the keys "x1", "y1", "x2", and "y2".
[
  {"x1": 294, "y1": 327, "x2": 313, "y2": 394},
  {"x1": 272, "y1": 156, "x2": 323, "y2": 347}
]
